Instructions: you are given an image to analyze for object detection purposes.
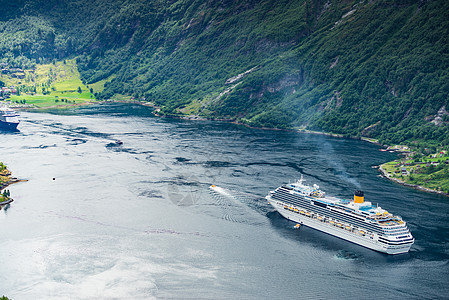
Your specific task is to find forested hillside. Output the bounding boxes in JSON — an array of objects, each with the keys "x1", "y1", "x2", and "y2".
[{"x1": 1, "y1": 0, "x2": 448, "y2": 146}]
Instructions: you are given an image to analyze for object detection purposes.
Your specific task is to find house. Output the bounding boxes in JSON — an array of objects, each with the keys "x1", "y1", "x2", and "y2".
[
  {"x1": 401, "y1": 167, "x2": 408, "y2": 175},
  {"x1": 11, "y1": 73, "x2": 25, "y2": 79}
]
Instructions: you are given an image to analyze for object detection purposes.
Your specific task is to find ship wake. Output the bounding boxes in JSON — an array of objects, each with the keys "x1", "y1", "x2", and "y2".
[{"x1": 208, "y1": 185, "x2": 272, "y2": 226}]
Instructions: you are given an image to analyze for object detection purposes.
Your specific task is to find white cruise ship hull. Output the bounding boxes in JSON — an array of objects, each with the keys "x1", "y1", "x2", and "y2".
[{"x1": 268, "y1": 197, "x2": 412, "y2": 255}]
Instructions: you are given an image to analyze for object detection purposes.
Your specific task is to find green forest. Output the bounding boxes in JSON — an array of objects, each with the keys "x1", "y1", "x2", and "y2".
[{"x1": 1, "y1": 0, "x2": 448, "y2": 147}]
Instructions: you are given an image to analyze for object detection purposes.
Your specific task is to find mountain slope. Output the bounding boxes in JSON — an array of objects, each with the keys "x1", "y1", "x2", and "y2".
[{"x1": 0, "y1": 0, "x2": 448, "y2": 145}]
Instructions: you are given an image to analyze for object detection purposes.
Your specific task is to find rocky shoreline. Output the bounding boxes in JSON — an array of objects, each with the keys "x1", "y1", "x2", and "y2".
[
  {"x1": 1, "y1": 176, "x2": 23, "y2": 190},
  {"x1": 1, "y1": 167, "x2": 26, "y2": 208},
  {"x1": 378, "y1": 165, "x2": 449, "y2": 197}
]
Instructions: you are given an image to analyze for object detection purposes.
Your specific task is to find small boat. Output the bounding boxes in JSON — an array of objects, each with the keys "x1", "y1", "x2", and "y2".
[{"x1": 294, "y1": 224, "x2": 301, "y2": 229}]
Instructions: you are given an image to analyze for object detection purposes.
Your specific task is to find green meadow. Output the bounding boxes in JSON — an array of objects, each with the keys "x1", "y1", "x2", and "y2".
[{"x1": 1, "y1": 59, "x2": 111, "y2": 108}]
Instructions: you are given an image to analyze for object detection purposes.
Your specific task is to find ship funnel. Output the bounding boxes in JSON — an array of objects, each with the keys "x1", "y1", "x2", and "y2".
[{"x1": 354, "y1": 190, "x2": 364, "y2": 203}]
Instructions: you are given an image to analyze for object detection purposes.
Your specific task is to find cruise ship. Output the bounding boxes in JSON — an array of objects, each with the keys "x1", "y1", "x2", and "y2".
[
  {"x1": 0, "y1": 107, "x2": 20, "y2": 130},
  {"x1": 266, "y1": 177, "x2": 414, "y2": 254}
]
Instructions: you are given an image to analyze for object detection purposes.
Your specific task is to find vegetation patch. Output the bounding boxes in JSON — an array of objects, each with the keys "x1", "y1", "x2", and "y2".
[
  {"x1": 0, "y1": 162, "x2": 12, "y2": 203},
  {"x1": 1, "y1": 59, "x2": 95, "y2": 108},
  {"x1": 381, "y1": 148, "x2": 449, "y2": 194}
]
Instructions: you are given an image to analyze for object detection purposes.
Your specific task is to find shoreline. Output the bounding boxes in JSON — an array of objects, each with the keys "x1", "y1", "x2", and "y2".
[
  {"x1": 11, "y1": 99, "x2": 445, "y2": 197},
  {"x1": 12, "y1": 101, "x2": 94, "y2": 111},
  {"x1": 0, "y1": 166, "x2": 26, "y2": 208},
  {"x1": 378, "y1": 165, "x2": 449, "y2": 197},
  {"x1": 1, "y1": 177, "x2": 26, "y2": 190}
]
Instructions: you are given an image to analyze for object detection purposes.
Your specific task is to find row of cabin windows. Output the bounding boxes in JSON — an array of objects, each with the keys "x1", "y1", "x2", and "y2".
[{"x1": 273, "y1": 191, "x2": 384, "y2": 234}]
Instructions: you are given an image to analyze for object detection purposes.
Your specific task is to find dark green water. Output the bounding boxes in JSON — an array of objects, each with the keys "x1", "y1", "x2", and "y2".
[{"x1": 1, "y1": 103, "x2": 448, "y2": 299}]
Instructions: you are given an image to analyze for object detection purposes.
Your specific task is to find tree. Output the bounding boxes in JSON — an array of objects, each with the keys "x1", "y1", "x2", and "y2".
[
  {"x1": 2, "y1": 190, "x2": 10, "y2": 198},
  {"x1": 77, "y1": 86, "x2": 82, "y2": 93}
]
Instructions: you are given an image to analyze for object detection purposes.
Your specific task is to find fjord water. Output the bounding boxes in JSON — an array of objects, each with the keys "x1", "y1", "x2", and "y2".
[{"x1": 1, "y1": 104, "x2": 448, "y2": 299}]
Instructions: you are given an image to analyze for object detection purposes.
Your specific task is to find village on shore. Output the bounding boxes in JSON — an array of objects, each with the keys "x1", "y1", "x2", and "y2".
[
  {"x1": 1, "y1": 64, "x2": 35, "y2": 109},
  {"x1": 379, "y1": 146, "x2": 449, "y2": 196}
]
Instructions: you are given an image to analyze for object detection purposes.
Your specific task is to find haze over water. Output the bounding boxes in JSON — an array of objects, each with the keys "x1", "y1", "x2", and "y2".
[{"x1": 1, "y1": 103, "x2": 448, "y2": 299}]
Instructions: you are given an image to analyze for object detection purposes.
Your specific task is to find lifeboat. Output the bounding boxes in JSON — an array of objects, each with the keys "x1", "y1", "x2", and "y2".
[
  {"x1": 305, "y1": 212, "x2": 311, "y2": 217},
  {"x1": 330, "y1": 220, "x2": 335, "y2": 225},
  {"x1": 317, "y1": 216, "x2": 324, "y2": 221},
  {"x1": 300, "y1": 210, "x2": 305, "y2": 215},
  {"x1": 345, "y1": 226, "x2": 351, "y2": 231}
]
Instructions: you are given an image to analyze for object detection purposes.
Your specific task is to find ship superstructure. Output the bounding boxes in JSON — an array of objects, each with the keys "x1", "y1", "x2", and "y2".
[
  {"x1": 266, "y1": 177, "x2": 414, "y2": 254},
  {"x1": 0, "y1": 107, "x2": 20, "y2": 130}
]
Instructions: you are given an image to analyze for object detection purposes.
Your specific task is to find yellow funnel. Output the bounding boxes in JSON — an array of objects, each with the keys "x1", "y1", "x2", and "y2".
[{"x1": 354, "y1": 190, "x2": 364, "y2": 203}]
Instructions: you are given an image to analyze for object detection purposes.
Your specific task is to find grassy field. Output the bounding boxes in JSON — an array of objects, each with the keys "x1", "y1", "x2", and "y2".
[
  {"x1": 0, "y1": 58, "x2": 108, "y2": 108},
  {"x1": 88, "y1": 75, "x2": 116, "y2": 94}
]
